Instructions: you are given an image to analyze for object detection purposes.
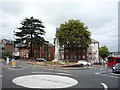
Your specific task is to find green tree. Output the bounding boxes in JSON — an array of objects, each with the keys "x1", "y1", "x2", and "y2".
[
  {"x1": 57, "y1": 19, "x2": 91, "y2": 49},
  {"x1": 99, "y1": 46, "x2": 110, "y2": 59},
  {"x1": 15, "y1": 16, "x2": 46, "y2": 58}
]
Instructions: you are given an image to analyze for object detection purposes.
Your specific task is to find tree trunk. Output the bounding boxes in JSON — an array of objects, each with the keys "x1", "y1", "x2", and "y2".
[
  {"x1": 29, "y1": 33, "x2": 33, "y2": 58},
  {"x1": 29, "y1": 42, "x2": 33, "y2": 58}
]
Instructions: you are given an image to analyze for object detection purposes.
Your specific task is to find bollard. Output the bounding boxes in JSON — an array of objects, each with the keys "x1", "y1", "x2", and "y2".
[
  {"x1": 11, "y1": 59, "x2": 16, "y2": 67},
  {"x1": 6, "y1": 57, "x2": 10, "y2": 65}
]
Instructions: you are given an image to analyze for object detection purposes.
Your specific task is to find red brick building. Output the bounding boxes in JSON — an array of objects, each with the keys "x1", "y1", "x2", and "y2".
[
  {"x1": 32, "y1": 43, "x2": 53, "y2": 60},
  {"x1": 63, "y1": 47, "x2": 87, "y2": 61},
  {"x1": 48, "y1": 45, "x2": 55, "y2": 60}
]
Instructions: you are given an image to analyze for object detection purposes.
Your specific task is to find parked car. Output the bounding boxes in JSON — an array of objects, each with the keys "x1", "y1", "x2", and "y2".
[
  {"x1": 78, "y1": 60, "x2": 91, "y2": 66},
  {"x1": 36, "y1": 58, "x2": 46, "y2": 62},
  {"x1": 112, "y1": 63, "x2": 120, "y2": 73}
]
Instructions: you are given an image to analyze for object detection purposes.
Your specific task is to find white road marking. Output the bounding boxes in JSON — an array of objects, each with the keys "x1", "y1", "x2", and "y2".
[
  {"x1": 12, "y1": 75, "x2": 78, "y2": 88},
  {"x1": 0, "y1": 75, "x2": 3, "y2": 78},
  {"x1": 110, "y1": 73, "x2": 120, "y2": 76},
  {"x1": 101, "y1": 83, "x2": 108, "y2": 90},
  {"x1": 100, "y1": 68, "x2": 107, "y2": 70},
  {"x1": 95, "y1": 71, "x2": 106, "y2": 75},
  {"x1": 57, "y1": 73, "x2": 72, "y2": 75},
  {"x1": 32, "y1": 72, "x2": 72, "y2": 75},
  {"x1": 8, "y1": 68, "x2": 23, "y2": 70},
  {"x1": 95, "y1": 71, "x2": 118, "y2": 78}
]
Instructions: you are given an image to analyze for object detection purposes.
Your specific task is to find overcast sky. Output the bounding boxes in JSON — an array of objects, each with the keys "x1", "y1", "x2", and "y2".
[{"x1": 0, "y1": 0, "x2": 119, "y2": 52}]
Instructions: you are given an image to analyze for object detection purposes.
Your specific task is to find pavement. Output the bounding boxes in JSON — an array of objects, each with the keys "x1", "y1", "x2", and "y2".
[{"x1": 1, "y1": 60, "x2": 120, "y2": 90}]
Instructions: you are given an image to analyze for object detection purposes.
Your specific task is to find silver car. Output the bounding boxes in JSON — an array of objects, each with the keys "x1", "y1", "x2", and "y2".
[{"x1": 112, "y1": 63, "x2": 120, "y2": 73}]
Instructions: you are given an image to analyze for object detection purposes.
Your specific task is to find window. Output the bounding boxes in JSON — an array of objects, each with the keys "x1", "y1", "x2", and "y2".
[
  {"x1": 108, "y1": 57, "x2": 114, "y2": 62},
  {"x1": 89, "y1": 56, "x2": 92, "y2": 60},
  {"x1": 49, "y1": 54, "x2": 50, "y2": 57},
  {"x1": 89, "y1": 49, "x2": 92, "y2": 53},
  {"x1": 93, "y1": 56, "x2": 96, "y2": 60},
  {"x1": 82, "y1": 55, "x2": 85, "y2": 59},
  {"x1": 82, "y1": 50, "x2": 86, "y2": 53},
  {"x1": 65, "y1": 50, "x2": 68, "y2": 53},
  {"x1": 74, "y1": 56, "x2": 77, "y2": 59},
  {"x1": 78, "y1": 56, "x2": 81, "y2": 59},
  {"x1": 66, "y1": 55, "x2": 68, "y2": 59},
  {"x1": 116, "y1": 58, "x2": 120, "y2": 63}
]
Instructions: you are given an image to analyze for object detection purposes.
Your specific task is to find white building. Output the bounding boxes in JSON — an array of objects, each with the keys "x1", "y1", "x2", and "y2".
[{"x1": 87, "y1": 39, "x2": 99, "y2": 64}]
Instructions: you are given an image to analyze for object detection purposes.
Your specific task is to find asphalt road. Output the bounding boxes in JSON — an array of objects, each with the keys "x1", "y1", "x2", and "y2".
[{"x1": 1, "y1": 60, "x2": 120, "y2": 90}]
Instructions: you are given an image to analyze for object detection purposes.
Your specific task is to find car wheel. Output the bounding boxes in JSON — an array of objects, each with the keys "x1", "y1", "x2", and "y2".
[{"x1": 112, "y1": 69, "x2": 115, "y2": 73}]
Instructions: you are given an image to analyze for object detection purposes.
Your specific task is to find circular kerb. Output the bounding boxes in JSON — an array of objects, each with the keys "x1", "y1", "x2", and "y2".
[{"x1": 12, "y1": 74, "x2": 78, "y2": 88}]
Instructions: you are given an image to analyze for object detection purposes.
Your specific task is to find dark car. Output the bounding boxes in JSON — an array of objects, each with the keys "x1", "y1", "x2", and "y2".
[
  {"x1": 36, "y1": 58, "x2": 46, "y2": 62},
  {"x1": 112, "y1": 63, "x2": 120, "y2": 73}
]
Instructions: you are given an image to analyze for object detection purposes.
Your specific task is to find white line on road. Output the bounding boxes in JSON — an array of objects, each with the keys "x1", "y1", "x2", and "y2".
[
  {"x1": 100, "y1": 68, "x2": 107, "y2": 70},
  {"x1": 32, "y1": 72, "x2": 72, "y2": 75},
  {"x1": 0, "y1": 75, "x2": 3, "y2": 78},
  {"x1": 8, "y1": 68, "x2": 23, "y2": 70},
  {"x1": 95, "y1": 71, "x2": 118, "y2": 78},
  {"x1": 57, "y1": 73, "x2": 72, "y2": 75},
  {"x1": 110, "y1": 73, "x2": 120, "y2": 76},
  {"x1": 95, "y1": 71, "x2": 106, "y2": 75},
  {"x1": 101, "y1": 83, "x2": 108, "y2": 90}
]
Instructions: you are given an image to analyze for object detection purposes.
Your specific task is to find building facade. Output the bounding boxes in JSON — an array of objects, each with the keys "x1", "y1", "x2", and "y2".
[
  {"x1": 87, "y1": 39, "x2": 99, "y2": 64},
  {"x1": 0, "y1": 39, "x2": 14, "y2": 57},
  {"x1": 58, "y1": 39, "x2": 99, "y2": 63},
  {"x1": 63, "y1": 47, "x2": 87, "y2": 61}
]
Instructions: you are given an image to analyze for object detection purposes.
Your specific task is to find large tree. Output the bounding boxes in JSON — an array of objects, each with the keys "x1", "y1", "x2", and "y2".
[
  {"x1": 99, "y1": 46, "x2": 110, "y2": 59},
  {"x1": 57, "y1": 19, "x2": 91, "y2": 49},
  {"x1": 15, "y1": 16, "x2": 46, "y2": 58}
]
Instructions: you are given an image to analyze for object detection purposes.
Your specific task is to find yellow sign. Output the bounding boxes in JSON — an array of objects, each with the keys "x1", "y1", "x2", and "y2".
[{"x1": 12, "y1": 61, "x2": 16, "y2": 66}]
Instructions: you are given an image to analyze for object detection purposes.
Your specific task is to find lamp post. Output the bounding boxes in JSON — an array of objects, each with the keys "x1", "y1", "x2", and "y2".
[{"x1": 12, "y1": 30, "x2": 15, "y2": 57}]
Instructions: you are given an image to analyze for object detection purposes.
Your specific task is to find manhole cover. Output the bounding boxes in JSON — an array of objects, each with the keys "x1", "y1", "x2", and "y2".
[{"x1": 12, "y1": 74, "x2": 78, "y2": 88}]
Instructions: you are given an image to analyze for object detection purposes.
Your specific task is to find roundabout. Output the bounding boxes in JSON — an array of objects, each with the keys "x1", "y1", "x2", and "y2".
[{"x1": 12, "y1": 74, "x2": 78, "y2": 88}]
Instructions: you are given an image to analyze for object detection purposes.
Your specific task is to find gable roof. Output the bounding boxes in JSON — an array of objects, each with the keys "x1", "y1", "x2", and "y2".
[
  {"x1": 91, "y1": 39, "x2": 99, "y2": 43},
  {"x1": 0, "y1": 39, "x2": 13, "y2": 45}
]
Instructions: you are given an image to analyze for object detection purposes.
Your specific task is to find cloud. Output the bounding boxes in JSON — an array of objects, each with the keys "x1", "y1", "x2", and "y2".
[{"x1": 0, "y1": 0, "x2": 119, "y2": 52}]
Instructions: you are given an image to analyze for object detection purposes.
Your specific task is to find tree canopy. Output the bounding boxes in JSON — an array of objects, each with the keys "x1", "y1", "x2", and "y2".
[
  {"x1": 57, "y1": 19, "x2": 91, "y2": 49},
  {"x1": 99, "y1": 46, "x2": 110, "y2": 59},
  {"x1": 15, "y1": 16, "x2": 46, "y2": 57}
]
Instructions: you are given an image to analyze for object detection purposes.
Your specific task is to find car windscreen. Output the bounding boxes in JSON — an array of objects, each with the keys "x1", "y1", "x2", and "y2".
[{"x1": 115, "y1": 63, "x2": 120, "y2": 68}]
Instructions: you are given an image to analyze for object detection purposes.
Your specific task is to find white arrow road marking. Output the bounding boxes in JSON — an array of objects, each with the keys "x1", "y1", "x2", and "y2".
[
  {"x1": 101, "y1": 83, "x2": 108, "y2": 90},
  {"x1": 0, "y1": 75, "x2": 3, "y2": 78}
]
